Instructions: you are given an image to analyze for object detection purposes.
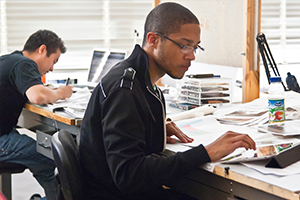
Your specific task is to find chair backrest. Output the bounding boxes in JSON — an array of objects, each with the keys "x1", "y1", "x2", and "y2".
[{"x1": 51, "y1": 130, "x2": 83, "y2": 200}]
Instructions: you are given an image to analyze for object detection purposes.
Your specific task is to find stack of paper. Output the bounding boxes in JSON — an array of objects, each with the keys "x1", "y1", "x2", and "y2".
[
  {"x1": 49, "y1": 87, "x2": 91, "y2": 118},
  {"x1": 216, "y1": 110, "x2": 269, "y2": 126}
]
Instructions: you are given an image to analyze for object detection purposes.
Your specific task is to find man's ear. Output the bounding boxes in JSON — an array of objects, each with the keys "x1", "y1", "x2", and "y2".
[
  {"x1": 147, "y1": 32, "x2": 159, "y2": 48},
  {"x1": 37, "y1": 45, "x2": 47, "y2": 55}
]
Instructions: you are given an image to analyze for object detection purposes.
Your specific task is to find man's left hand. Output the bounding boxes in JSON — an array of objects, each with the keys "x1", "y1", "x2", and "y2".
[{"x1": 166, "y1": 121, "x2": 194, "y2": 144}]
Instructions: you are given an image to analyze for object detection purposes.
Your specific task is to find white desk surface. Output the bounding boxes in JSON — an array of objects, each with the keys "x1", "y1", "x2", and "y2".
[
  {"x1": 166, "y1": 91, "x2": 300, "y2": 199},
  {"x1": 219, "y1": 162, "x2": 300, "y2": 192},
  {"x1": 214, "y1": 162, "x2": 300, "y2": 199}
]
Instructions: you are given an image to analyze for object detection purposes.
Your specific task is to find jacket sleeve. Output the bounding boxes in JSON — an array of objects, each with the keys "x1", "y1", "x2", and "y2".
[{"x1": 101, "y1": 87, "x2": 211, "y2": 194}]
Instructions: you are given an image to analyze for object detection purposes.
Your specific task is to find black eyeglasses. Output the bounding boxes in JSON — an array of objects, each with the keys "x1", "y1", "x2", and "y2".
[{"x1": 155, "y1": 32, "x2": 204, "y2": 54}]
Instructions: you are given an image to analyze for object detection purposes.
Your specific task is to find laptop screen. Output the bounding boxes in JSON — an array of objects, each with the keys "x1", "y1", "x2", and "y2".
[{"x1": 87, "y1": 49, "x2": 126, "y2": 85}]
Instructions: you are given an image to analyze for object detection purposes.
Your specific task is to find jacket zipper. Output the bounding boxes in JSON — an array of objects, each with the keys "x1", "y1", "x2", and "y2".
[{"x1": 146, "y1": 86, "x2": 166, "y2": 151}]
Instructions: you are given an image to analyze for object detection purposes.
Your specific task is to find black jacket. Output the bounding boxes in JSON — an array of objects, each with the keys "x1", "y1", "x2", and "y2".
[{"x1": 78, "y1": 45, "x2": 211, "y2": 199}]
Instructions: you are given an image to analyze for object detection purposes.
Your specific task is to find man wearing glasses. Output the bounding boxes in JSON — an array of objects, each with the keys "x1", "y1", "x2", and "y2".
[{"x1": 79, "y1": 2, "x2": 255, "y2": 199}]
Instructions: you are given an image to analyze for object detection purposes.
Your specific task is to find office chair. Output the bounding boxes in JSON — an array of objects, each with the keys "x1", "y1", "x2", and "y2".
[
  {"x1": 51, "y1": 130, "x2": 83, "y2": 200},
  {"x1": 0, "y1": 162, "x2": 27, "y2": 200}
]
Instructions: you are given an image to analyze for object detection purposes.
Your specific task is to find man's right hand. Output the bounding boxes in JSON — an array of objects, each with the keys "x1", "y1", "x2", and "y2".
[
  {"x1": 205, "y1": 131, "x2": 256, "y2": 162},
  {"x1": 57, "y1": 85, "x2": 73, "y2": 100},
  {"x1": 26, "y1": 84, "x2": 73, "y2": 105}
]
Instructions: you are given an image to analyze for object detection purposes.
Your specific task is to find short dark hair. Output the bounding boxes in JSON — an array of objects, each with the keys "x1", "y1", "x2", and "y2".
[
  {"x1": 142, "y1": 2, "x2": 199, "y2": 46},
  {"x1": 23, "y1": 30, "x2": 66, "y2": 57}
]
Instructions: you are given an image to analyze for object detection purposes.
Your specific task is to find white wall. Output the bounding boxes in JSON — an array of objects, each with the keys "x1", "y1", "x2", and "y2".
[
  {"x1": 160, "y1": 0, "x2": 247, "y2": 68},
  {"x1": 48, "y1": 0, "x2": 248, "y2": 85}
]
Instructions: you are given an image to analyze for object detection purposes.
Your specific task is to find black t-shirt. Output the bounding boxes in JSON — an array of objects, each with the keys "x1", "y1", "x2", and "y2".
[{"x1": 0, "y1": 51, "x2": 42, "y2": 136}]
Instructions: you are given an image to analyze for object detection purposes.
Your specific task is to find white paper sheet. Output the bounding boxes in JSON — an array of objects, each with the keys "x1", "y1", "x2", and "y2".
[
  {"x1": 47, "y1": 87, "x2": 91, "y2": 118},
  {"x1": 242, "y1": 160, "x2": 300, "y2": 176},
  {"x1": 166, "y1": 115, "x2": 262, "y2": 152}
]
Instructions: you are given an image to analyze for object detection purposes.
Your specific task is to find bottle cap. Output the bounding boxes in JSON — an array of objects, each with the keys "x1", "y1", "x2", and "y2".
[{"x1": 270, "y1": 77, "x2": 281, "y2": 83}]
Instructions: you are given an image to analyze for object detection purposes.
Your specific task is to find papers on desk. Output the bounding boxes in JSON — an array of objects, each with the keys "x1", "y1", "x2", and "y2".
[
  {"x1": 242, "y1": 160, "x2": 300, "y2": 177},
  {"x1": 213, "y1": 98, "x2": 269, "y2": 127},
  {"x1": 216, "y1": 110, "x2": 268, "y2": 126},
  {"x1": 166, "y1": 115, "x2": 259, "y2": 153},
  {"x1": 49, "y1": 87, "x2": 91, "y2": 118},
  {"x1": 166, "y1": 116, "x2": 225, "y2": 152},
  {"x1": 214, "y1": 91, "x2": 300, "y2": 126},
  {"x1": 257, "y1": 120, "x2": 300, "y2": 136},
  {"x1": 285, "y1": 91, "x2": 300, "y2": 120},
  {"x1": 166, "y1": 91, "x2": 300, "y2": 178}
]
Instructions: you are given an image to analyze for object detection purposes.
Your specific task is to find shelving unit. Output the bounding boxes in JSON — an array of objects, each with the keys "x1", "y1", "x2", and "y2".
[{"x1": 174, "y1": 77, "x2": 232, "y2": 109}]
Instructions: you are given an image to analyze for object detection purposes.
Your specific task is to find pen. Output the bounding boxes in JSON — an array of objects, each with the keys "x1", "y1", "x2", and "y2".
[
  {"x1": 182, "y1": 144, "x2": 197, "y2": 149},
  {"x1": 222, "y1": 153, "x2": 243, "y2": 161},
  {"x1": 66, "y1": 77, "x2": 70, "y2": 85}
]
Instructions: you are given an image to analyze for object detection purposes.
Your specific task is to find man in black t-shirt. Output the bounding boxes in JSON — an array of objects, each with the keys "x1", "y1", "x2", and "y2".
[{"x1": 0, "y1": 30, "x2": 73, "y2": 200}]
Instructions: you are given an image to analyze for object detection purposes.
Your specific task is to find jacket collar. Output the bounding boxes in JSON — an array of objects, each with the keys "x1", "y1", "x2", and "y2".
[{"x1": 125, "y1": 45, "x2": 156, "y2": 93}]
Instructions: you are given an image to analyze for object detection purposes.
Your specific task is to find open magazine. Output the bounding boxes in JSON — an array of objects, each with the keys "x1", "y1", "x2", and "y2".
[
  {"x1": 221, "y1": 143, "x2": 296, "y2": 164},
  {"x1": 257, "y1": 120, "x2": 300, "y2": 136}
]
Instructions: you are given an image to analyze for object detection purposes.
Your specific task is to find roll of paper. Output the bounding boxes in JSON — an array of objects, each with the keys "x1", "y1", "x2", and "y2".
[{"x1": 167, "y1": 104, "x2": 215, "y2": 122}]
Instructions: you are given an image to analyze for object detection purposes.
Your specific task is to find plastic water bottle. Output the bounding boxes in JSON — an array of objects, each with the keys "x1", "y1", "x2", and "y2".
[{"x1": 268, "y1": 77, "x2": 285, "y2": 123}]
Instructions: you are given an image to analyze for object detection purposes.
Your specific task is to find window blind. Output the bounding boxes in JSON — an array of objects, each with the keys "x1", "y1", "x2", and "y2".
[
  {"x1": 0, "y1": 0, "x2": 152, "y2": 69},
  {"x1": 261, "y1": 0, "x2": 300, "y2": 64}
]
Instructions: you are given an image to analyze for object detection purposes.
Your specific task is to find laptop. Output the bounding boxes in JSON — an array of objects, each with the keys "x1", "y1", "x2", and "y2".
[
  {"x1": 87, "y1": 48, "x2": 127, "y2": 87},
  {"x1": 74, "y1": 48, "x2": 127, "y2": 91}
]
